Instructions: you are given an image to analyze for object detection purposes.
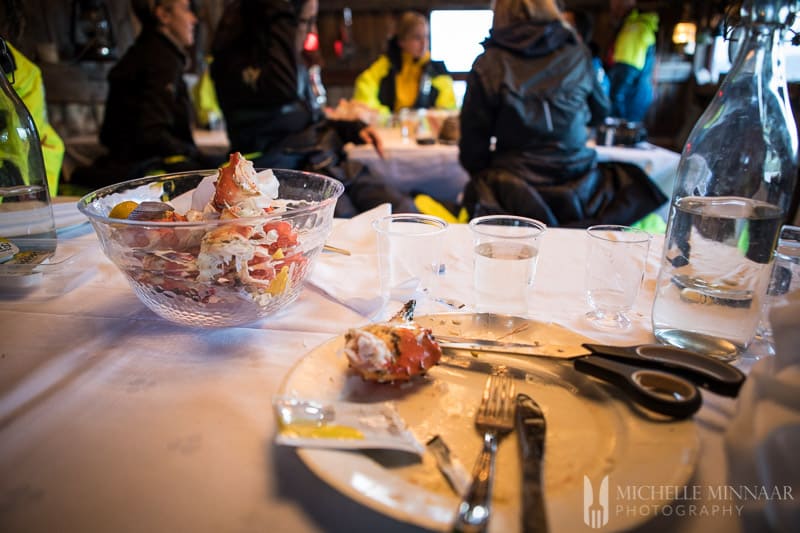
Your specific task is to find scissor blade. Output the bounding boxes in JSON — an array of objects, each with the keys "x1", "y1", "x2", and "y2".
[{"x1": 435, "y1": 335, "x2": 590, "y2": 359}]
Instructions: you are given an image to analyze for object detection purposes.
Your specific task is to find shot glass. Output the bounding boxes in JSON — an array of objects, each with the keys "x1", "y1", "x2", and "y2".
[
  {"x1": 469, "y1": 215, "x2": 546, "y2": 316},
  {"x1": 753, "y1": 225, "x2": 800, "y2": 356},
  {"x1": 584, "y1": 225, "x2": 651, "y2": 330},
  {"x1": 372, "y1": 214, "x2": 448, "y2": 309},
  {"x1": 398, "y1": 108, "x2": 419, "y2": 142}
]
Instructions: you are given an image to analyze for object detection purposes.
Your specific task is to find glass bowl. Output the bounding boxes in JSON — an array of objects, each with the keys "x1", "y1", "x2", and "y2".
[{"x1": 78, "y1": 168, "x2": 344, "y2": 327}]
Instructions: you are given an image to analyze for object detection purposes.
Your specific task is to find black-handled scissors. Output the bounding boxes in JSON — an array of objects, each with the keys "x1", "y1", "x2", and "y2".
[{"x1": 572, "y1": 343, "x2": 746, "y2": 419}]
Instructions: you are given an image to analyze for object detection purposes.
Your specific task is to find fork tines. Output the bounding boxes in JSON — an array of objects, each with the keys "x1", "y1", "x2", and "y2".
[{"x1": 478, "y1": 368, "x2": 515, "y2": 427}]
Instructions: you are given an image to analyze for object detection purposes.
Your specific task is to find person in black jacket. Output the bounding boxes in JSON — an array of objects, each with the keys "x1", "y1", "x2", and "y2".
[
  {"x1": 74, "y1": 0, "x2": 217, "y2": 188},
  {"x1": 210, "y1": 0, "x2": 416, "y2": 218},
  {"x1": 459, "y1": 0, "x2": 665, "y2": 227}
]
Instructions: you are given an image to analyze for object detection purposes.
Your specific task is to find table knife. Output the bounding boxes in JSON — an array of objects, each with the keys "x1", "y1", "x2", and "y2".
[
  {"x1": 436, "y1": 335, "x2": 588, "y2": 359},
  {"x1": 516, "y1": 393, "x2": 548, "y2": 533}
]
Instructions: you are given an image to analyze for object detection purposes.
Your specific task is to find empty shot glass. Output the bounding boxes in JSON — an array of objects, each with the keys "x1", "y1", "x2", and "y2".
[
  {"x1": 373, "y1": 214, "x2": 448, "y2": 311},
  {"x1": 585, "y1": 225, "x2": 651, "y2": 330}
]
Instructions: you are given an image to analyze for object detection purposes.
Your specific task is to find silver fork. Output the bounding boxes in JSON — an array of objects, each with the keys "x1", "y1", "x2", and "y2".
[{"x1": 453, "y1": 369, "x2": 516, "y2": 533}]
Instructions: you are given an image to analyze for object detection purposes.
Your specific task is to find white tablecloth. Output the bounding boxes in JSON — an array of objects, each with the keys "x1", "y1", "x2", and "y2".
[
  {"x1": 0, "y1": 214, "x2": 761, "y2": 533},
  {"x1": 346, "y1": 127, "x2": 681, "y2": 207}
]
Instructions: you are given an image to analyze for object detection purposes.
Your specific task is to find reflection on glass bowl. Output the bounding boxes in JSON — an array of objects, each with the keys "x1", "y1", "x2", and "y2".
[{"x1": 78, "y1": 169, "x2": 344, "y2": 327}]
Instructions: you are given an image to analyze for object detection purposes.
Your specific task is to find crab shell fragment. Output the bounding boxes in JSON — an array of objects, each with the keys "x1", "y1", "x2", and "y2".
[{"x1": 343, "y1": 319, "x2": 442, "y2": 383}]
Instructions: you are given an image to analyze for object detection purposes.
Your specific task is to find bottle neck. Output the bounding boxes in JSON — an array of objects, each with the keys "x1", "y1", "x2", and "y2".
[{"x1": 728, "y1": 22, "x2": 787, "y2": 86}]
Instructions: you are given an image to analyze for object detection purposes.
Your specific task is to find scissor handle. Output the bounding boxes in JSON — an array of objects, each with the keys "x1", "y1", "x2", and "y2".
[
  {"x1": 574, "y1": 356, "x2": 702, "y2": 419},
  {"x1": 582, "y1": 343, "x2": 746, "y2": 397}
]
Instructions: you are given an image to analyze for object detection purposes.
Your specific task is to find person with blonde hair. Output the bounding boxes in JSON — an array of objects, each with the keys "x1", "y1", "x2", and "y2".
[
  {"x1": 353, "y1": 11, "x2": 456, "y2": 115},
  {"x1": 459, "y1": 0, "x2": 665, "y2": 226}
]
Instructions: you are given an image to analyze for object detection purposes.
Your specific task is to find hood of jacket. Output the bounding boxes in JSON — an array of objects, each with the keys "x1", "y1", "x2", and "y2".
[
  {"x1": 624, "y1": 9, "x2": 659, "y2": 32},
  {"x1": 484, "y1": 20, "x2": 575, "y2": 58}
]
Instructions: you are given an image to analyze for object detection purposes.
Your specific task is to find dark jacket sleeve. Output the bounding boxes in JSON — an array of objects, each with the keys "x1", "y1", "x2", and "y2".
[
  {"x1": 458, "y1": 67, "x2": 494, "y2": 175},
  {"x1": 587, "y1": 65, "x2": 611, "y2": 127},
  {"x1": 136, "y1": 59, "x2": 197, "y2": 157},
  {"x1": 328, "y1": 119, "x2": 367, "y2": 145}
]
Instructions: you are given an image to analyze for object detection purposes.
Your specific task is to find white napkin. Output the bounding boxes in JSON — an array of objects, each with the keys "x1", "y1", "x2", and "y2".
[
  {"x1": 306, "y1": 204, "x2": 390, "y2": 318},
  {"x1": 724, "y1": 291, "x2": 800, "y2": 532}
]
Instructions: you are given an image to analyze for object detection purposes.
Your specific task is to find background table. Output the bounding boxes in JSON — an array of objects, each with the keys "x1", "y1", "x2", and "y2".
[
  {"x1": 346, "y1": 127, "x2": 681, "y2": 211},
  {"x1": 0, "y1": 207, "x2": 762, "y2": 533},
  {"x1": 64, "y1": 126, "x2": 680, "y2": 218}
]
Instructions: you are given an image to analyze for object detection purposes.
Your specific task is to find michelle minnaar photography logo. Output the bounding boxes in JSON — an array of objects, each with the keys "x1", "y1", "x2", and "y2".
[{"x1": 582, "y1": 475, "x2": 794, "y2": 529}]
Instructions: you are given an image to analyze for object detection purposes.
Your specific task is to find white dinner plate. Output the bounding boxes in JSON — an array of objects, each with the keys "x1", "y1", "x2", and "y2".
[{"x1": 277, "y1": 313, "x2": 700, "y2": 533}]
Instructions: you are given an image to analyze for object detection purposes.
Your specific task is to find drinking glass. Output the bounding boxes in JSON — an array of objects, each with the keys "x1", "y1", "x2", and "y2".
[
  {"x1": 397, "y1": 108, "x2": 419, "y2": 141},
  {"x1": 585, "y1": 225, "x2": 651, "y2": 329},
  {"x1": 372, "y1": 214, "x2": 448, "y2": 312},
  {"x1": 469, "y1": 215, "x2": 546, "y2": 315},
  {"x1": 751, "y1": 224, "x2": 800, "y2": 357}
]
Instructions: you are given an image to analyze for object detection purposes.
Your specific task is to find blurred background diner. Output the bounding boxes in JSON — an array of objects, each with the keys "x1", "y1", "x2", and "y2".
[
  {"x1": 352, "y1": 10, "x2": 457, "y2": 117},
  {"x1": 208, "y1": 0, "x2": 416, "y2": 217},
  {"x1": 3, "y1": 0, "x2": 799, "y2": 224},
  {"x1": 70, "y1": 0, "x2": 222, "y2": 189},
  {"x1": 457, "y1": 0, "x2": 667, "y2": 227}
]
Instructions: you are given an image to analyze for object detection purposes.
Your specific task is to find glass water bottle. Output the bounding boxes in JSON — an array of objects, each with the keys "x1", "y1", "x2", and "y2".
[
  {"x1": 0, "y1": 37, "x2": 56, "y2": 245},
  {"x1": 651, "y1": 0, "x2": 799, "y2": 360}
]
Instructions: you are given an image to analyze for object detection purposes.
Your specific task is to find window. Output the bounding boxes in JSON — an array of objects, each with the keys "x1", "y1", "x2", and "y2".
[{"x1": 429, "y1": 10, "x2": 493, "y2": 73}]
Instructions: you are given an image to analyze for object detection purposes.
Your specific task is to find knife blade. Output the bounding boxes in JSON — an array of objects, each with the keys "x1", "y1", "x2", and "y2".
[
  {"x1": 435, "y1": 335, "x2": 590, "y2": 359},
  {"x1": 440, "y1": 353, "x2": 531, "y2": 380},
  {"x1": 516, "y1": 393, "x2": 548, "y2": 533}
]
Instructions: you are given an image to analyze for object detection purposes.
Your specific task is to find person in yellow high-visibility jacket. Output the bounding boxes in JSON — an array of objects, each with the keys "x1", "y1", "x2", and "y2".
[
  {"x1": 353, "y1": 11, "x2": 457, "y2": 116},
  {"x1": 191, "y1": 55, "x2": 223, "y2": 129},
  {"x1": 5, "y1": 42, "x2": 65, "y2": 196},
  {"x1": 606, "y1": 0, "x2": 658, "y2": 123}
]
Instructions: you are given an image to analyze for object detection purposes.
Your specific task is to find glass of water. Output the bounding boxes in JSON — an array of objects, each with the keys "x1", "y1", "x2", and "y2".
[
  {"x1": 469, "y1": 215, "x2": 547, "y2": 315},
  {"x1": 585, "y1": 225, "x2": 651, "y2": 329}
]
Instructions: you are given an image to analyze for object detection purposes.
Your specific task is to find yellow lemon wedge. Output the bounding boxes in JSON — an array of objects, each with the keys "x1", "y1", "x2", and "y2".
[
  {"x1": 108, "y1": 200, "x2": 140, "y2": 219},
  {"x1": 268, "y1": 265, "x2": 290, "y2": 295}
]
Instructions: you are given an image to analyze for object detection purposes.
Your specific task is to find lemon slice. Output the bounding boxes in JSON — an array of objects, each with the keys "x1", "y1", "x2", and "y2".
[{"x1": 108, "y1": 200, "x2": 139, "y2": 219}]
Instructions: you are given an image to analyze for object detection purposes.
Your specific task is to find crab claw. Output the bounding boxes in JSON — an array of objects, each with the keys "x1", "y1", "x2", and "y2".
[
  {"x1": 212, "y1": 152, "x2": 260, "y2": 211},
  {"x1": 343, "y1": 300, "x2": 441, "y2": 383}
]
